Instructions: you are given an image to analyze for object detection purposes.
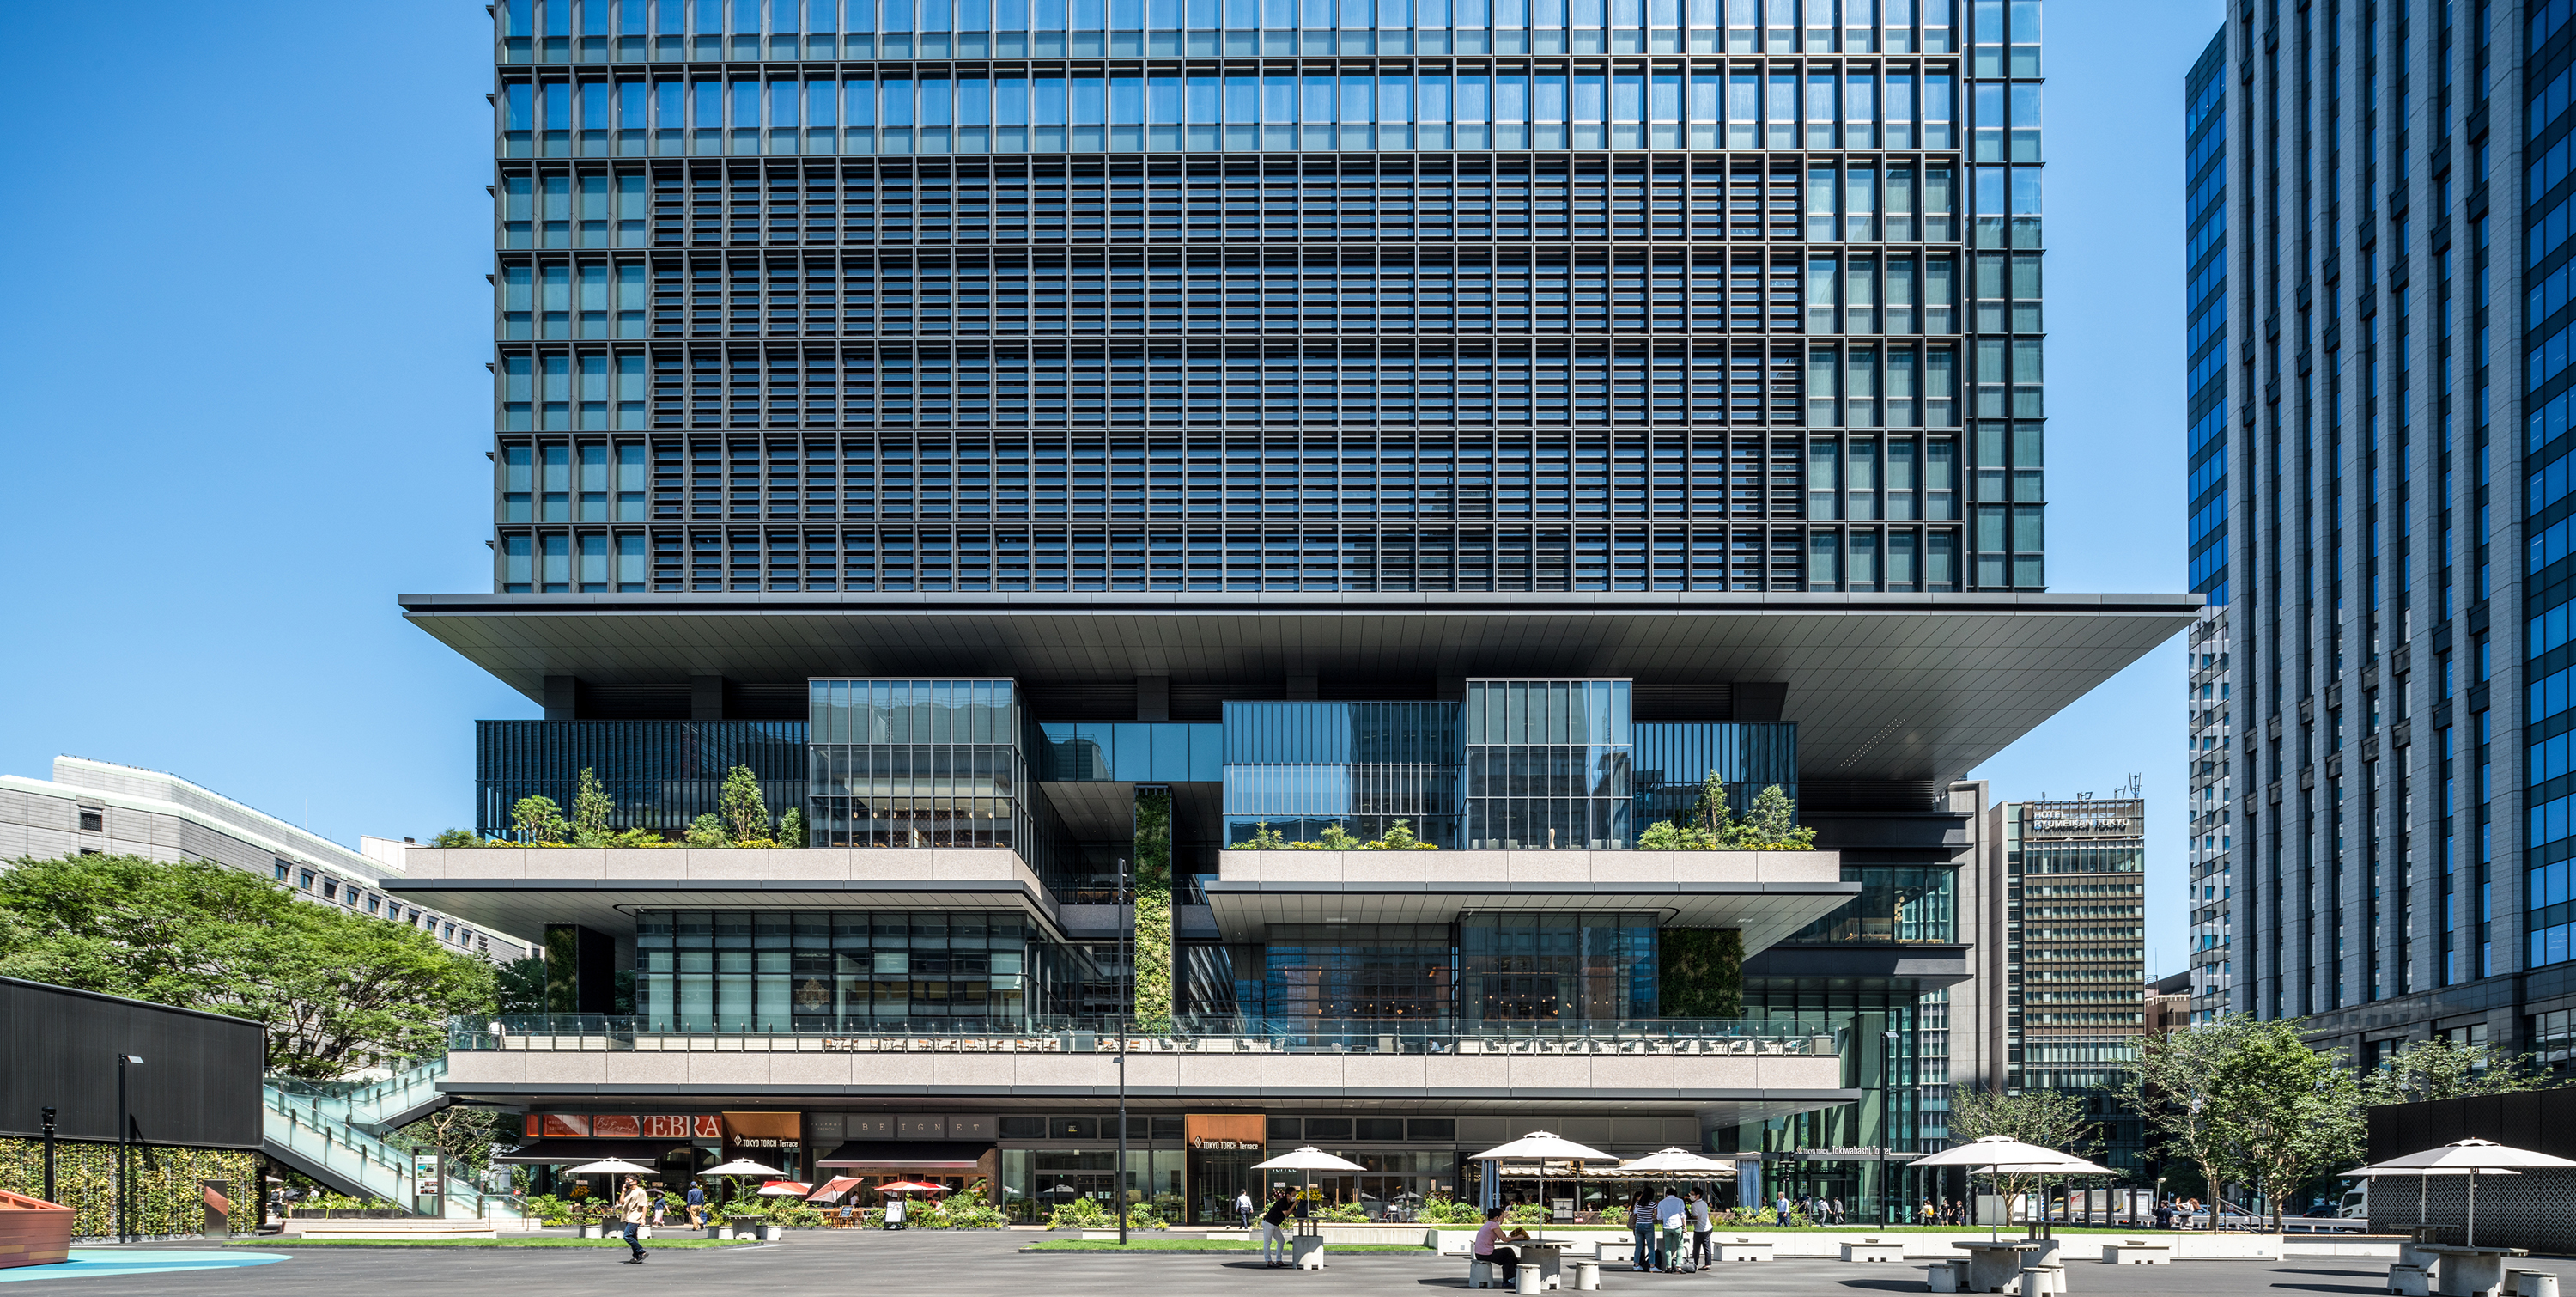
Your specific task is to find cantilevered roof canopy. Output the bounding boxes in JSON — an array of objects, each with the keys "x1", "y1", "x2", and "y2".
[{"x1": 399, "y1": 589, "x2": 2198, "y2": 784}]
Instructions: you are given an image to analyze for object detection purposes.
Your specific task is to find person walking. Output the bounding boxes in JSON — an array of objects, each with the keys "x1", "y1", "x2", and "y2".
[
  {"x1": 1686, "y1": 1190, "x2": 1713, "y2": 1270},
  {"x1": 648, "y1": 1185, "x2": 668, "y2": 1227},
  {"x1": 1473, "y1": 1205, "x2": 1522, "y2": 1288},
  {"x1": 1773, "y1": 1190, "x2": 1792, "y2": 1227},
  {"x1": 1236, "y1": 1189, "x2": 1255, "y2": 1230},
  {"x1": 1657, "y1": 1187, "x2": 1687, "y2": 1274},
  {"x1": 684, "y1": 1180, "x2": 706, "y2": 1228},
  {"x1": 616, "y1": 1176, "x2": 650, "y2": 1264},
  {"x1": 1261, "y1": 1188, "x2": 1296, "y2": 1268}
]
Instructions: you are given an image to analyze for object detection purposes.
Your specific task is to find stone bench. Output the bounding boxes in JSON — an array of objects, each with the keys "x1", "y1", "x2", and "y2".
[
  {"x1": 2105, "y1": 1240, "x2": 2172, "y2": 1265},
  {"x1": 1713, "y1": 1237, "x2": 1774, "y2": 1262},
  {"x1": 1843, "y1": 1239, "x2": 1908, "y2": 1263},
  {"x1": 2510, "y1": 1271, "x2": 2561, "y2": 1297},
  {"x1": 2387, "y1": 1264, "x2": 2432, "y2": 1296}
]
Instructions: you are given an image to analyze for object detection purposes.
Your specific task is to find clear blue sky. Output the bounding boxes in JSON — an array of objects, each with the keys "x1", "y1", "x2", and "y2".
[{"x1": 0, "y1": 1, "x2": 2226, "y2": 969}]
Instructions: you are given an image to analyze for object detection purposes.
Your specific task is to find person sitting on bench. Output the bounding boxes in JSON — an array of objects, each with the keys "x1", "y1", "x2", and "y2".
[{"x1": 1474, "y1": 1206, "x2": 1521, "y2": 1287}]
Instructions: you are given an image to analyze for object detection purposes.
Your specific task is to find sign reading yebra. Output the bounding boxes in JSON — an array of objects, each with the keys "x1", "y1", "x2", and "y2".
[
  {"x1": 526, "y1": 1114, "x2": 724, "y2": 1139},
  {"x1": 1185, "y1": 1114, "x2": 1265, "y2": 1151}
]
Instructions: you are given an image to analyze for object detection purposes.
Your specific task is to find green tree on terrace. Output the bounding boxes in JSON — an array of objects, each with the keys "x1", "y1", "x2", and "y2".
[
  {"x1": 718, "y1": 764, "x2": 771, "y2": 843},
  {"x1": 0, "y1": 854, "x2": 495, "y2": 1078},
  {"x1": 571, "y1": 768, "x2": 615, "y2": 844}
]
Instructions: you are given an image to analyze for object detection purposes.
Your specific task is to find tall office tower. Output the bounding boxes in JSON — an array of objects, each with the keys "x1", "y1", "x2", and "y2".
[
  {"x1": 2184, "y1": 31, "x2": 2239, "y2": 1026},
  {"x1": 2191, "y1": 0, "x2": 2574, "y2": 1065},
  {"x1": 1986, "y1": 797, "x2": 2148, "y2": 1176},
  {"x1": 396, "y1": 0, "x2": 2193, "y2": 1222}
]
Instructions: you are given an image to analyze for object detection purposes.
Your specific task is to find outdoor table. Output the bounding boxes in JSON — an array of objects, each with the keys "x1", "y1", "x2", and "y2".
[
  {"x1": 1953, "y1": 1242, "x2": 2045, "y2": 1294},
  {"x1": 1514, "y1": 1241, "x2": 1567, "y2": 1290},
  {"x1": 2421, "y1": 1245, "x2": 2529, "y2": 1297}
]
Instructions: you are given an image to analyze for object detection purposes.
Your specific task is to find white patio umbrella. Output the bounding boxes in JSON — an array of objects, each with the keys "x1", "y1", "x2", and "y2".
[
  {"x1": 2354, "y1": 1139, "x2": 2576, "y2": 1246},
  {"x1": 1253, "y1": 1145, "x2": 1369, "y2": 1233},
  {"x1": 1909, "y1": 1136, "x2": 2114, "y2": 1241},
  {"x1": 700, "y1": 1158, "x2": 787, "y2": 1178},
  {"x1": 564, "y1": 1157, "x2": 657, "y2": 1176},
  {"x1": 1473, "y1": 1132, "x2": 1617, "y2": 1240},
  {"x1": 2347, "y1": 1166, "x2": 2518, "y2": 1237},
  {"x1": 1618, "y1": 1148, "x2": 1737, "y2": 1175}
]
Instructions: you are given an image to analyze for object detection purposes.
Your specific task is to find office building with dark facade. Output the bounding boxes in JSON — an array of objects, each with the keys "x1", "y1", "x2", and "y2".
[
  {"x1": 2187, "y1": 0, "x2": 2576, "y2": 1069},
  {"x1": 388, "y1": 0, "x2": 2196, "y2": 1222}
]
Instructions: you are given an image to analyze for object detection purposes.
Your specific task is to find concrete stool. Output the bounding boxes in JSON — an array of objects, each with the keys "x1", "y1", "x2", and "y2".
[
  {"x1": 2511, "y1": 1272, "x2": 2560, "y2": 1297},
  {"x1": 1572, "y1": 1260, "x2": 1601, "y2": 1291},
  {"x1": 2020, "y1": 1264, "x2": 2064, "y2": 1297},
  {"x1": 1292, "y1": 1236, "x2": 1326, "y2": 1270},
  {"x1": 1929, "y1": 1261, "x2": 1968, "y2": 1293},
  {"x1": 1468, "y1": 1259, "x2": 1498, "y2": 1289},
  {"x1": 1517, "y1": 1260, "x2": 1545, "y2": 1294},
  {"x1": 2388, "y1": 1265, "x2": 2432, "y2": 1297}
]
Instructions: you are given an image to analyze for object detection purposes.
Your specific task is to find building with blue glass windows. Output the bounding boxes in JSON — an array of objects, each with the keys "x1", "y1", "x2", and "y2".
[
  {"x1": 388, "y1": 0, "x2": 2199, "y2": 1224},
  {"x1": 2184, "y1": 0, "x2": 2576, "y2": 1081}
]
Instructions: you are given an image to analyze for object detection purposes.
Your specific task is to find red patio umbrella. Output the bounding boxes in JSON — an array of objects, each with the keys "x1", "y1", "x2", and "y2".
[
  {"x1": 877, "y1": 1180, "x2": 951, "y2": 1194},
  {"x1": 807, "y1": 1177, "x2": 865, "y2": 1203}
]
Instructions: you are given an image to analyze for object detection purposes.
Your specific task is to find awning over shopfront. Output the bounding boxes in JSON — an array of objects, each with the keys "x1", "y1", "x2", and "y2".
[
  {"x1": 815, "y1": 1139, "x2": 993, "y2": 1170},
  {"x1": 496, "y1": 1138, "x2": 702, "y2": 1165}
]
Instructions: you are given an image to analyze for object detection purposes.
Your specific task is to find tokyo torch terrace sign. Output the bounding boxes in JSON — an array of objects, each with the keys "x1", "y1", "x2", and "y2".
[{"x1": 1185, "y1": 1114, "x2": 1266, "y2": 1151}]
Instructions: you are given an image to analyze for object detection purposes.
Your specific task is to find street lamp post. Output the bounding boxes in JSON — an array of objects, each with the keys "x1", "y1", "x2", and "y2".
[
  {"x1": 1879, "y1": 1030, "x2": 1899, "y2": 1224},
  {"x1": 116, "y1": 1055, "x2": 144, "y2": 1244},
  {"x1": 1116, "y1": 856, "x2": 1129, "y2": 1247}
]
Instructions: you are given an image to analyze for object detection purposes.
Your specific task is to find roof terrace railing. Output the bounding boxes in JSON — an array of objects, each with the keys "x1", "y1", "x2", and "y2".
[{"x1": 447, "y1": 1014, "x2": 1842, "y2": 1056}]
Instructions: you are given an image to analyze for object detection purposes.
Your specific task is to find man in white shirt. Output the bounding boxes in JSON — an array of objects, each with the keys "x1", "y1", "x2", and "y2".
[
  {"x1": 1657, "y1": 1189, "x2": 1687, "y2": 1272},
  {"x1": 1236, "y1": 1189, "x2": 1255, "y2": 1229}
]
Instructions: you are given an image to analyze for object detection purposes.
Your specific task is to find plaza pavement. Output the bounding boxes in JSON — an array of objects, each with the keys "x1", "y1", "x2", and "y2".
[{"x1": 39, "y1": 1229, "x2": 2576, "y2": 1297}]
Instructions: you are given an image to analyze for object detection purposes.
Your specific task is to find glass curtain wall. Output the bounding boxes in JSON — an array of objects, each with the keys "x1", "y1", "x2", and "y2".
[
  {"x1": 1463, "y1": 679, "x2": 1633, "y2": 849},
  {"x1": 1631, "y1": 720, "x2": 1798, "y2": 823},
  {"x1": 808, "y1": 678, "x2": 1030, "y2": 850},
  {"x1": 635, "y1": 908, "x2": 1062, "y2": 1031},
  {"x1": 1262, "y1": 923, "x2": 1457, "y2": 1020},
  {"x1": 1223, "y1": 701, "x2": 1462, "y2": 845},
  {"x1": 1783, "y1": 865, "x2": 1956, "y2": 942},
  {"x1": 476, "y1": 719, "x2": 807, "y2": 838},
  {"x1": 1457, "y1": 913, "x2": 1656, "y2": 1021}
]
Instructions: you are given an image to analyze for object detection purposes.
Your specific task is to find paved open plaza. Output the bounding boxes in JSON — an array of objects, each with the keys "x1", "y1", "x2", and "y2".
[{"x1": 21, "y1": 1233, "x2": 2574, "y2": 1297}]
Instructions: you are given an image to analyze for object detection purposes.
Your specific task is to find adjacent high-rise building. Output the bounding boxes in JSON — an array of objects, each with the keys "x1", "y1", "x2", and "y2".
[
  {"x1": 2185, "y1": 0, "x2": 2576, "y2": 1065},
  {"x1": 1985, "y1": 796, "x2": 2147, "y2": 1175},
  {"x1": 2184, "y1": 29, "x2": 2239, "y2": 1026},
  {"x1": 386, "y1": 0, "x2": 2196, "y2": 1222}
]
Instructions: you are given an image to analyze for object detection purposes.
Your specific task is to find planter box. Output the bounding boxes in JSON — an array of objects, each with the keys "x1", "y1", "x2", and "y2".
[{"x1": 0, "y1": 1190, "x2": 75, "y2": 1270}]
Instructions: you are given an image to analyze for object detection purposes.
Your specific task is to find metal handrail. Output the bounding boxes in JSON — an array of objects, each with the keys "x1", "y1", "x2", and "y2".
[{"x1": 447, "y1": 1014, "x2": 1842, "y2": 1055}]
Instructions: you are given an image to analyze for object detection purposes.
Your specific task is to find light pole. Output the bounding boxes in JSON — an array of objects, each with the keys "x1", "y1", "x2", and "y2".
[
  {"x1": 117, "y1": 1055, "x2": 144, "y2": 1243},
  {"x1": 1879, "y1": 1029, "x2": 1899, "y2": 1224},
  {"x1": 1116, "y1": 855, "x2": 1130, "y2": 1246},
  {"x1": 40, "y1": 1107, "x2": 56, "y2": 1206}
]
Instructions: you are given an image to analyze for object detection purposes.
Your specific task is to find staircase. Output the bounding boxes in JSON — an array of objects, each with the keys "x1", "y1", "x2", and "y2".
[{"x1": 262, "y1": 1057, "x2": 492, "y2": 1220}]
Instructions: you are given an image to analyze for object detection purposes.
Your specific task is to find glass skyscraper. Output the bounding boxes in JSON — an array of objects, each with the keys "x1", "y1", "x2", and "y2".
[
  {"x1": 392, "y1": 0, "x2": 2203, "y2": 1224},
  {"x1": 2183, "y1": 30, "x2": 2238, "y2": 1025},
  {"x1": 485, "y1": 0, "x2": 2049, "y2": 595},
  {"x1": 2186, "y1": 0, "x2": 2576, "y2": 1065}
]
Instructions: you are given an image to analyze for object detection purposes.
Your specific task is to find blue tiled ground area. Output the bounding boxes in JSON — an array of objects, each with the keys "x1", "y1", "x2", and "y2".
[{"x1": 0, "y1": 1249, "x2": 288, "y2": 1282}]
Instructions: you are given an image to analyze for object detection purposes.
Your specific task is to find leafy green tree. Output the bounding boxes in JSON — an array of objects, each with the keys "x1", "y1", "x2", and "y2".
[
  {"x1": 396, "y1": 1106, "x2": 508, "y2": 1183},
  {"x1": 2362, "y1": 1037, "x2": 2567, "y2": 1105},
  {"x1": 778, "y1": 807, "x2": 807, "y2": 848},
  {"x1": 510, "y1": 795, "x2": 568, "y2": 844},
  {"x1": 718, "y1": 764, "x2": 770, "y2": 843},
  {"x1": 683, "y1": 813, "x2": 729, "y2": 848},
  {"x1": 2119, "y1": 1014, "x2": 2248, "y2": 1232},
  {"x1": 2208, "y1": 1017, "x2": 2365, "y2": 1231},
  {"x1": 571, "y1": 768, "x2": 615, "y2": 844},
  {"x1": 0, "y1": 854, "x2": 496, "y2": 1077},
  {"x1": 1947, "y1": 1085, "x2": 2104, "y2": 1207},
  {"x1": 430, "y1": 828, "x2": 485, "y2": 848},
  {"x1": 1306, "y1": 821, "x2": 1365, "y2": 849},
  {"x1": 1734, "y1": 784, "x2": 1818, "y2": 849}
]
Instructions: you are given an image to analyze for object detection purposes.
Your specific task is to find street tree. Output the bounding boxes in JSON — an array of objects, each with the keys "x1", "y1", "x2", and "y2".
[
  {"x1": 0, "y1": 854, "x2": 495, "y2": 1077},
  {"x1": 2208, "y1": 1017, "x2": 2365, "y2": 1230},
  {"x1": 2120, "y1": 1014, "x2": 2251, "y2": 1232}
]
